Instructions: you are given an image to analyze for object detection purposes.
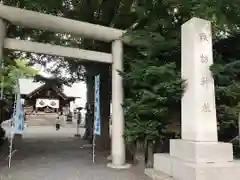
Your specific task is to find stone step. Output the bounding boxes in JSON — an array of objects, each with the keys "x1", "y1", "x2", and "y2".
[
  {"x1": 145, "y1": 168, "x2": 173, "y2": 180},
  {"x1": 154, "y1": 154, "x2": 172, "y2": 175},
  {"x1": 152, "y1": 153, "x2": 240, "y2": 180},
  {"x1": 170, "y1": 139, "x2": 233, "y2": 163}
]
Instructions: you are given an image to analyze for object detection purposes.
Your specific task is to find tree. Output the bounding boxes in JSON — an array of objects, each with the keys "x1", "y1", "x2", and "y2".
[
  {"x1": 211, "y1": 34, "x2": 240, "y2": 156},
  {"x1": 122, "y1": 60, "x2": 184, "y2": 167},
  {"x1": 0, "y1": 58, "x2": 38, "y2": 147},
  {"x1": 0, "y1": 59, "x2": 38, "y2": 99},
  {"x1": 122, "y1": 29, "x2": 184, "y2": 167},
  {"x1": 121, "y1": 0, "x2": 240, "y2": 166}
]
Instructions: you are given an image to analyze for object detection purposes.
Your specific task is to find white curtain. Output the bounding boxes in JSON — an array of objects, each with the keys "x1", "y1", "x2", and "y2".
[
  {"x1": 48, "y1": 99, "x2": 59, "y2": 108},
  {"x1": 36, "y1": 99, "x2": 48, "y2": 108},
  {"x1": 36, "y1": 99, "x2": 59, "y2": 108}
]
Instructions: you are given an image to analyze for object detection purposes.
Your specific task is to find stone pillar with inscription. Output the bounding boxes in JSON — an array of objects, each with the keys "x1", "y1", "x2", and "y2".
[
  {"x1": 181, "y1": 18, "x2": 218, "y2": 142},
  {"x1": 148, "y1": 18, "x2": 240, "y2": 180}
]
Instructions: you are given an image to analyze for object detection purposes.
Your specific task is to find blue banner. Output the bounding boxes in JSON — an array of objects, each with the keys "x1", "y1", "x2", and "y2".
[
  {"x1": 94, "y1": 75, "x2": 101, "y2": 135},
  {"x1": 12, "y1": 80, "x2": 25, "y2": 134}
]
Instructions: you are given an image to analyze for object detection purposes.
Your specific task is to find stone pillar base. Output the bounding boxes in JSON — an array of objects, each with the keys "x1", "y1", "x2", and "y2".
[
  {"x1": 107, "y1": 163, "x2": 131, "y2": 169},
  {"x1": 151, "y1": 153, "x2": 240, "y2": 180},
  {"x1": 148, "y1": 139, "x2": 240, "y2": 180},
  {"x1": 170, "y1": 139, "x2": 233, "y2": 163}
]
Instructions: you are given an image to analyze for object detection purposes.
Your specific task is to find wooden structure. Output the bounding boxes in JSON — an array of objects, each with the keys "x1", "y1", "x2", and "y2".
[{"x1": 20, "y1": 78, "x2": 75, "y2": 115}]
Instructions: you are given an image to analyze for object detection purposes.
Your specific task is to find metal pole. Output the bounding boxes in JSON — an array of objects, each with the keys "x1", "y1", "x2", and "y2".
[
  {"x1": 93, "y1": 89, "x2": 95, "y2": 163},
  {"x1": 74, "y1": 110, "x2": 81, "y2": 137},
  {"x1": 8, "y1": 132, "x2": 13, "y2": 168},
  {"x1": 76, "y1": 111, "x2": 80, "y2": 136},
  {"x1": 8, "y1": 83, "x2": 17, "y2": 168},
  {"x1": 92, "y1": 133, "x2": 96, "y2": 164}
]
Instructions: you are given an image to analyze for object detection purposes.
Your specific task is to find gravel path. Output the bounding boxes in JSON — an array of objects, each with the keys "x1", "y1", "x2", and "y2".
[{"x1": 0, "y1": 127, "x2": 150, "y2": 180}]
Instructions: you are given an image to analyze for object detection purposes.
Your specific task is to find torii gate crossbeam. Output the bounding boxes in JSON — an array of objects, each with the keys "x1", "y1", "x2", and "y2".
[{"x1": 0, "y1": 5, "x2": 125, "y2": 42}]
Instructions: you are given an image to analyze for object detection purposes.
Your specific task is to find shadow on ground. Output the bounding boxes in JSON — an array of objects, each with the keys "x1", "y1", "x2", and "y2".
[{"x1": 0, "y1": 136, "x2": 150, "y2": 180}]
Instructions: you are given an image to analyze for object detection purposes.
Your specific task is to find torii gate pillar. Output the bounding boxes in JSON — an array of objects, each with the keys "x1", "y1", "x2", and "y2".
[
  {"x1": 0, "y1": 19, "x2": 5, "y2": 62},
  {"x1": 107, "y1": 40, "x2": 130, "y2": 169}
]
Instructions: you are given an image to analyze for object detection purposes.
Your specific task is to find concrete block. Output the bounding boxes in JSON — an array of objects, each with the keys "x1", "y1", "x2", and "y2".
[
  {"x1": 152, "y1": 153, "x2": 240, "y2": 180},
  {"x1": 154, "y1": 154, "x2": 172, "y2": 175},
  {"x1": 145, "y1": 168, "x2": 173, "y2": 180},
  {"x1": 171, "y1": 157, "x2": 240, "y2": 180},
  {"x1": 170, "y1": 139, "x2": 233, "y2": 163}
]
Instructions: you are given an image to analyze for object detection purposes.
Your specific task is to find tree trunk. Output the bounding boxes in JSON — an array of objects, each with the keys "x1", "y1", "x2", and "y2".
[
  {"x1": 83, "y1": 66, "x2": 95, "y2": 142},
  {"x1": 0, "y1": 126, "x2": 5, "y2": 148},
  {"x1": 126, "y1": 140, "x2": 137, "y2": 164},
  {"x1": 95, "y1": 64, "x2": 111, "y2": 151},
  {"x1": 145, "y1": 140, "x2": 155, "y2": 168},
  {"x1": 83, "y1": 63, "x2": 111, "y2": 150}
]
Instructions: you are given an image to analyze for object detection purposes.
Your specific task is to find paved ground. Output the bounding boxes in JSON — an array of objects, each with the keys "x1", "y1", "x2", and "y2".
[{"x1": 0, "y1": 126, "x2": 150, "y2": 180}]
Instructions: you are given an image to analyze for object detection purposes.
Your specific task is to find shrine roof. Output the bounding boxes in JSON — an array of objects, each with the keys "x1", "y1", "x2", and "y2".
[{"x1": 19, "y1": 78, "x2": 86, "y2": 98}]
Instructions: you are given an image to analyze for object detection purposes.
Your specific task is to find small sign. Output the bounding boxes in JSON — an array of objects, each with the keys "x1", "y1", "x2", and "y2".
[{"x1": 94, "y1": 75, "x2": 101, "y2": 135}]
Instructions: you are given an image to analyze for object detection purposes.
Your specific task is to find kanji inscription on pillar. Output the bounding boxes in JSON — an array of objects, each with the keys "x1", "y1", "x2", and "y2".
[
  {"x1": 200, "y1": 77, "x2": 212, "y2": 88},
  {"x1": 199, "y1": 33, "x2": 209, "y2": 42},
  {"x1": 200, "y1": 54, "x2": 208, "y2": 64},
  {"x1": 201, "y1": 102, "x2": 211, "y2": 112}
]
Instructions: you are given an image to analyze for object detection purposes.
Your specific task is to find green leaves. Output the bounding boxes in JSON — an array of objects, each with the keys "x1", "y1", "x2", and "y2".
[
  {"x1": 211, "y1": 35, "x2": 240, "y2": 141},
  {"x1": 123, "y1": 53, "x2": 184, "y2": 143},
  {"x1": 14, "y1": 59, "x2": 39, "y2": 76},
  {"x1": 0, "y1": 58, "x2": 38, "y2": 98},
  {"x1": 123, "y1": 0, "x2": 240, "y2": 144}
]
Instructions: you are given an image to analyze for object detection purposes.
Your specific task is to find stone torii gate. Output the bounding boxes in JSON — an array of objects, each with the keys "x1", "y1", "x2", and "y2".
[{"x1": 0, "y1": 4, "x2": 129, "y2": 169}]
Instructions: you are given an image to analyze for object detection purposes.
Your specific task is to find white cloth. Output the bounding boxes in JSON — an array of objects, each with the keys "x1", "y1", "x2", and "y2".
[
  {"x1": 48, "y1": 99, "x2": 59, "y2": 108},
  {"x1": 36, "y1": 99, "x2": 59, "y2": 108}
]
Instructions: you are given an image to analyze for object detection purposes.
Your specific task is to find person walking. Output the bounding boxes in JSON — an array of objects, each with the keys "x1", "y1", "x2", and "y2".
[{"x1": 56, "y1": 115, "x2": 60, "y2": 131}]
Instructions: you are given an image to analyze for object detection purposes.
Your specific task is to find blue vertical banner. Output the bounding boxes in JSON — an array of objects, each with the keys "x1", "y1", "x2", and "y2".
[
  {"x1": 94, "y1": 74, "x2": 101, "y2": 135},
  {"x1": 12, "y1": 80, "x2": 24, "y2": 134}
]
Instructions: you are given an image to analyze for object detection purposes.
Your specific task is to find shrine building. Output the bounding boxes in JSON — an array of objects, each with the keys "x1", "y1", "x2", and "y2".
[{"x1": 19, "y1": 76, "x2": 86, "y2": 115}]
